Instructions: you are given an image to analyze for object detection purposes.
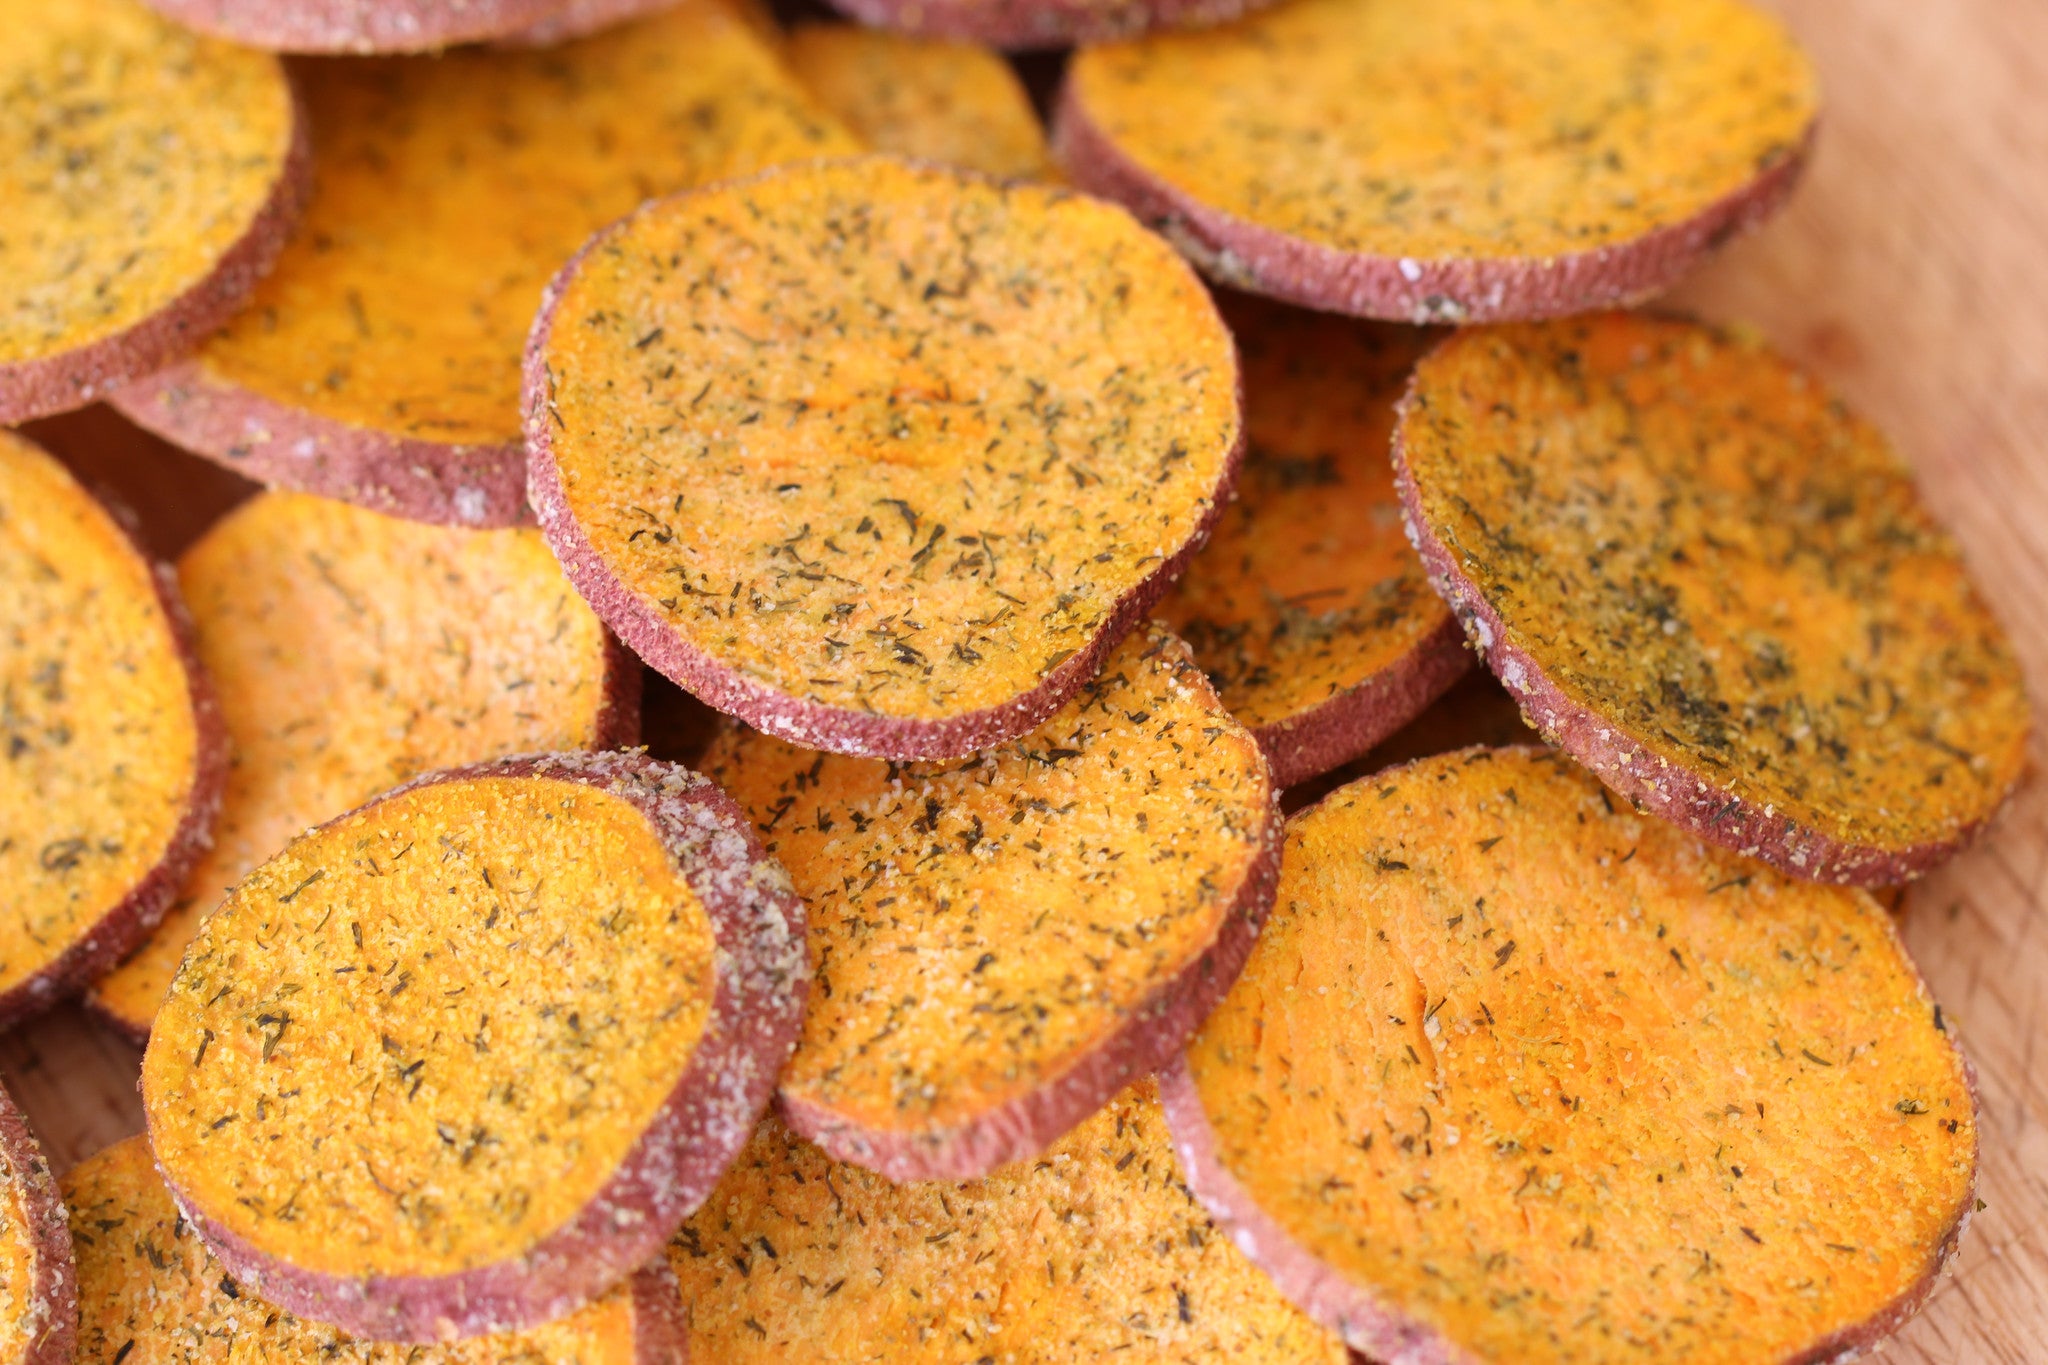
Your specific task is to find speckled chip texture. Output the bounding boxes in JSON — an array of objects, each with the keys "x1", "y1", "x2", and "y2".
[
  {"x1": 785, "y1": 24, "x2": 1056, "y2": 180},
  {"x1": 1160, "y1": 295, "x2": 1465, "y2": 787},
  {"x1": 0, "y1": 0, "x2": 304, "y2": 424},
  {"x1": 669, "y1": 1079, "x2": 1348, "y2": 1363},
  {"x1": 527, "y1": 156, "x2": 1244, "y2": 760},
  {"x1": 824, "y1": 0, "x2": 1281, "y2": 52},
  {"x1": 115, "y1": 0, "x2": 857, "y2": 529},
  {"x1": 697, "y1": 622, "x2": 1278, "y2": 1179},
  {"x1": 1168, "y1": 748, "x2": 1979, "y2": 1364},
  {"x1": 1394, "y1": 314, "x2": 2031, "y2": 885},
  {"x1": 1057, "y1": 0, "x2": 1819, "y2": 322},
  {"x1": 0, "y1": 431, "x2": 224, "y2": 1031},
  {"x1": 141, "y1": 753, "x2": 806, "y2": 1342},
  {"x1": 89, "y1": 491, "x2": 638, "y2": 1044},
  {"x1": 0, "y1": 1084, "x2": 72, "y2": 1365},
  {"x1": 65, "y1": 1135, "x2": 690, "y2": 1364}
]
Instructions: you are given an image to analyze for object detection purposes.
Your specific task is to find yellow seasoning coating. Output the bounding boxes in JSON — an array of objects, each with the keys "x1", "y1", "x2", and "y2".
[
  {"x1": 1395, "y1": 313, "x2": 2031, "y2": 883},
  {"x1": 90, "y1": 492, "x2": 629, "y2": 1041},
  {"x1": 65, "y1": 1136, "x2": 684, "y2": 1365},
  {"x1": 0, "y1": 0, "x2": 300, "y2": 421},
  {"x1": 670, "y1": 1080, "x2": 1348, "y2": 1364},
  {"x1": 785, "y1": 24, "x2": 1055, "y2": 180},
  {"x1": 1175, "y1": 747, "x2": 1979, "y2": 1363},
  {"x1": 143, "y1": 776, "x2": 716, "y2": 1279},
  {"x1": 1160, "y1": 295, "x2": 1462, "y2": 785},
  {"x1": 529, "y1": 156, "x2": 1243, "y2": 758},
  {"x1": 699, "y1": 622, "x2": 1275, "y2": 1178},
  {"x1": 0, "y1": 431, "x2": 210, "y2": 1027}
]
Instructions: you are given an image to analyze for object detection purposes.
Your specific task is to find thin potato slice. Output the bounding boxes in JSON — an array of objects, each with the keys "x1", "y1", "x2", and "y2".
[
  {"x1": 670, "y1": 1080, "x2": 1347, "y2": 1363},
  {"x1": 1160, "y1": 295, "x2": 1465, "y2": 786},
  {"x1": 1167, "y1": 747, "x2": 1978, "y2": 1364},
  {"x1": 0, "y1": 0, "x2": 306, "y2": 424},
  {"x1": 698, "y1": 623, "x2": 1277, "y2": 1178},
  {"x1": 1395, "y1": 313, "x2": 2030, "y2": 884},
  {"x1": 116, "y1": 1, "x2": 856, "y2": 528},
  {"x1": 1057, "y1": 0, "x2": 1818, "y2": 322},
  {"x1": 0, "y1": 432, "x2": 226, "y2": 1030},
  {"x1": 0, "y1": 1085, "x2": 71, "y2": 1365},
  {"x1": 65, "y1": 1136, "x2": 689, "y2": 1364},
  {"x1": 528, "y1": 156, "x2": 1243, "y2": 759},
  {"x1": 825, "y1": 0, "x2": 1278, "y2": 51},
  {"x1": 88, "y1": 492, "x2": 639, "y2": 1042},
  {"x1": 785, "y1": 24, "x2": 1055, "y2": 180},
  {"x1": 136, "y1": 0, "x2": 574, "y2": 53},
  {"x1": 142, "y1": 754, "x2": 805, "y2": 1342}
]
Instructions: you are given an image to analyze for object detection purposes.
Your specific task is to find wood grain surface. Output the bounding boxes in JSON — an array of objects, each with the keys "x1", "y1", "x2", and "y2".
[{"x1": 4, "y1": 0, "x2": 2043, "y2": 1358}]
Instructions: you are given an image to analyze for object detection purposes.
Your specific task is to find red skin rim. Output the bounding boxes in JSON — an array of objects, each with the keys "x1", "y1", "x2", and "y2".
[
  {"x1": 1251, "y1": 613, "x2": 1471, "y2": 791},
  {"x1": 0, "y1": 478, "x2": 229, "y2": 1033},
  {"x1": 1387, "y1": 398, "x2": 2009, "y2": 886},
  {"x1": 0, "y1": 89, "x2": 312, "y2": 426},
  {"x1": 1158, "y1": 955, "x2": 1981, "y2": 1364},
  {"x1": 499, "y1": 0, "x2": 678, "y2": 45},
  {"x1": 522, "y1": 163, "x2": 1247, "y2": 761},
  {"x1": 146, "y1": 750, "x2": 807, "y2": 1342},
  {"x1": 778, "y1": 775, "x2": 1282, "y2": 1182},
  {"x1": 1052, "y1": 79, "x2": 1817, "y2": 324},
  {"x1": 821, "y1": 0, "x2": 1279, "y2": 52},
  {"x1": 0, "y1": 1085, "x2": 76, "y2": 1365},
  {"x1": 134, "y1": 0, "x2": 575, "y2": 53},
  {"x1": 113, "y1": 365, "x2": 532, "y2": 530},
  {"x1": 626, "y1": 1257, "x2": 691, "y2": 1365}
]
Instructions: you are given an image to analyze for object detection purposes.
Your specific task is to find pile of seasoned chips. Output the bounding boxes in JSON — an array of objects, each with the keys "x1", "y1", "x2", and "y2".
[{"x1": 0, "y1": 0, "x2": 2025, "y2": 1361}]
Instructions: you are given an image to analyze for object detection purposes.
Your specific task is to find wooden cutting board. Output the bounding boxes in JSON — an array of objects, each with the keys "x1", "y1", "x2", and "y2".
[{"x1": 4, "y1": 0, "x2": 2043, "y2": 1358}]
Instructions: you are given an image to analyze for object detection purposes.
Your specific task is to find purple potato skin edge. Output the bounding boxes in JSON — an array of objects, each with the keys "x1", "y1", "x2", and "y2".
[
  {"x1": 0, "y1": 1084, "x2": 77, "y2": 1365},
  {"x1": 821, "y1": 0, "x2": 1280, "y2": 52},
  {"x1": 145, "y1": 750, "x2": 807, "y2": 1343},
  {"x1": 133, "y1": 0, "x2": 574, "y2": 53}
]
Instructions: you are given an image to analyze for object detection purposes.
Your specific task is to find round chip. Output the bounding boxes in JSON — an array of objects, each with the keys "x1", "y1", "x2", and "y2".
[
  {"x1": 65, "y1": 1135, "x2": 690, "y2": 1364},
  {"x1": 785, "y1": 25, "x2": 1055, "y2": 180},
  {"x1": 527, "y1": 156, "x2": 1243, "y2": 759},
  {"x1": 1160, "y1": 295, "x2": 1466, "y2": 787},
  {"x1": 698, "y1": 622, "x2": 1277, "y2": 1179},
  {"x1": 0, "y1": 1085, "x2": 72, "y2": 1365},
  {"x1": 1056, "y1": 0, "x2": 1819, "y2": 322},
  {"x1": 824, "y1": 0, "x2": 1276, "y2": 51},
  {"x1": 670, "y1": 1079, "x2": 1346, "y2": 1363},
  {"x1": 115, "y1": 2, "x2": 857, "y2": 529},
  {"x1": 88, "y1": 492, "x2": 640, "y2": 1043},
  {"x1": 0, "y1": 432, "x2": 226, "y2": 1030},
  {"x1": 141, "y1": 753, "x2": 805, "y2": 1342},
  {"x1": 0, "y1": 0, "x2": 306, "y2": 425},
  {"x1": 1394, "y1": 313, "x2": 2031, "y2": 884},
  {"x1": 1165, "y1": 747, "x2": 1979, "y2": 1363},
  {"x1": 134, "y1": 0, "x2": 574, "y2": 53}
]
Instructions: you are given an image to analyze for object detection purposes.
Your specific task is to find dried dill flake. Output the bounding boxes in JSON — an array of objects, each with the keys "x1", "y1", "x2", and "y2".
[
  {"x1": 1159, "y1": 294, "x2": 1465, "y2": 787},
  {"x1": 698, "y1": 622, "x2": 1276, "y2": 1179},
  {"x1": 669, "y1": 1080, "x2": 1345, "y2": 1364},
  {"x1": 89, "y1": 492, "x2": 631, "y2": 1042},
  {"x1": 1059, "y1": 0, "x2": 1818, "y2": 321},
  {"x1": 63, "y1": 1136, "x2": 683, "y2": 1364},
  {"x1": 1174, "y1": 747, "x2": 1977, "y2": 1364},
  {"x1": 527, "y1": 155, "x2": 1242, "y2": 760},
  {"x1": 1396, "y1": 312, "x2": 2030, "y2": 884}
]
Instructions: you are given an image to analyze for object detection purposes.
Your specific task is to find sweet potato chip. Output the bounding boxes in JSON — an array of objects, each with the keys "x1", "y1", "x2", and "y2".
[
  {"x1": 785, "y1": 24, "x2": 1055, "y2": 180},
  {"x1": 0, "y1": 1085, "x2": 70, "y2": 1365},
  {"x1": 0, "y1": 0, "x2": 305, "y2": 424},
  {"x1": 88, "y1": 492, "x2": 638, "y2": 1043},
  {"x1": 528, "y1": 156, "x2": 1243, "y2": 759},
  {"x1": 1165, "y1": 747, "x2": 1979, "y2": 1363},
  {"x1": 141, "y1": 753, "x2": 804, "y2": 1341},
  {"x1": 1057, "y1": 0, "x2": 1818, "y2": 322},
  {"x1": 65, "y1": 1135, "x2": 689, "y2": 1364},
  {"x1": 697, "y1": 622, "x2": 1276, "y2": 1178},
  {"x1": 137, "y1": 0, "x2": 573, "y2": 53},
  {"x1": 116, "y1": 0, "x2": 857, "y2": 528},
  {"x1": 0, "y1": 431, "x2": 225, "y2": 1030},
  {"x1": 670, "y1": 1079, "x2": 1346, "y2": 1363},
  {"x1": 1395, "y1": 313, "x2": 2031, "y2": 883},
  {"x1": 1160, "y1": 295, "x2": 1465, "y2": 787},
  {"x1": 825, "y1": 0, "x2": 1276, "y2": 51}
]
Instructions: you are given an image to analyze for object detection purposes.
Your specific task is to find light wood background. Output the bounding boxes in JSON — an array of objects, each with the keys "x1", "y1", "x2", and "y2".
[{"x1": 4, "y1": 0, "x2": 2044, "y2": 1358}]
